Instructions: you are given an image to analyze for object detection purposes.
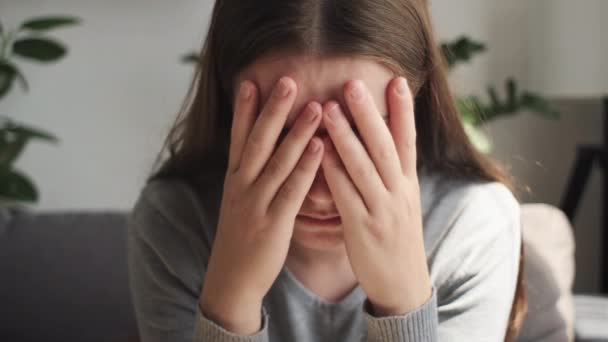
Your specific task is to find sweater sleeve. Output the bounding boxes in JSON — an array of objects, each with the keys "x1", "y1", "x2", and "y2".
[
  {"x1": 362, "y1": 181, "x2": 521, "y2": 342},
  {"x1": 127, "y1": 181, "x2": 270, "y2": 342},
  {"x1": 195, "y1": 302, "x2": 270, "y2": 341},
  {"x1": 363, "y1": 287, "x2": 439, "y2": 341}
]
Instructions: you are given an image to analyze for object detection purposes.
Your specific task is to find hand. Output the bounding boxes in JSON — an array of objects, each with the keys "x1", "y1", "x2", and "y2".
[
  {"x1": 320, "y1": 77, "x2": 432, "y2": 316},
  {"x1": 201, "y1": 76, "x2": 324, "y2": 334}
]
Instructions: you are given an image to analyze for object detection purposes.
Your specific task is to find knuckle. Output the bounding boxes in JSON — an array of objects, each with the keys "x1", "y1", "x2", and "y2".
[
  {"x1": 299, "y1": 153, "x2": 319, "y2": 172},
  {"x1": 264, "y1": 155, "x2": 284, "y2": 178},
  {"x1": 222, "y1": 174, "x2": 243, "y2": 197},
  {"x1": 406, "y1": 177, "x2": 420, "y2": 192},
  {"x1": 248, "y1": 133, "x2": 263, "y2": 151},
  {"x1": 366, "y1": 215, "x2": 389, "y2": 242},
  {"x1": 404, "y1": 133, "x2": 417, "y2": 149},
  {"x1": 222, "y1": 182, "x2": 238, "y2": 200},
  {"x1": 377, "y1": 144, "x2": 394, "y2": 162},
  {"x1": 353, "y1": 162, "x2": 374, "y2": 179},
  {"x1": 278, "y1": 182, "x2": 298, "y2": 201},
  {"x1": 243, "y1": 196, "x2": 265, "y2": 221},
  {"x1": 290, "y1": 123, "x2": 309, "y2": 141}
]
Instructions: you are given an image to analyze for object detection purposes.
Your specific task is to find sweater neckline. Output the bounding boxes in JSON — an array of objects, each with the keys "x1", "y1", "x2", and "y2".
[{"x1": 278, "y1": 265, "x2": 366, "y2": 311}]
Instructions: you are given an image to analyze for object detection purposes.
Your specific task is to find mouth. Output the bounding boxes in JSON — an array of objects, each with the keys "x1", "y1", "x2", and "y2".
[{"x1": 296, "y1": 213, "x2": 342, "y2": 227}]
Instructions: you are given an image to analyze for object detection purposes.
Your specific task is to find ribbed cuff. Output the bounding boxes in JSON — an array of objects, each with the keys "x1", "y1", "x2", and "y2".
[
  {"x1": 194, "y1": 302, "x2": 270, "y2": 342},
  {"x1": 363, "y1": 287, "x2": 438, "y2": 342}
]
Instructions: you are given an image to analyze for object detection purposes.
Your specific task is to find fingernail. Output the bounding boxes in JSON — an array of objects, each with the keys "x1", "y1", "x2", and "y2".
[
  {"x1": 306, "y1": 102, "x2": 321, "y2": 122},
  {"x1": 326, "y1": 103, "x2": 341, "y2": 123},
  {"x1": 348, "y1": 81, "x2": 364, "y2": 102},
  {"x1": 276, "y1": 77, "x2": 292, "y2": 97},
  {"x1": 308, "y1": 138, "x2": 321, "y2": 153},
  {"x1": 240, "y1": 82, "x2": 252, "y2": 100},
  {"x1": 396, "y1": 77, "x2": 408, "y2": 96}
]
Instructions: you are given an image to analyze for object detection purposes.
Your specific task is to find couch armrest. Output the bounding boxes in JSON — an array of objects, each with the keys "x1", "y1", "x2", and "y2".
[{"x1": 518, "y1": 203, "x2": 576, "y2": 342}]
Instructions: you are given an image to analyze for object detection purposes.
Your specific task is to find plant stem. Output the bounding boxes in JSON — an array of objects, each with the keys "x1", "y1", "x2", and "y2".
[
  {"x1": 0, "y1": 29, "x2": 16, "y2": 60},
  {"x1": 0, "y1": 32, "x2": 6, "y2": 59}
]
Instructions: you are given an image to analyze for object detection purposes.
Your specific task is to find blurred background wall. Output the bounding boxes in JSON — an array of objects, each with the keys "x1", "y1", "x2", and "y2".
[
  {"x1": 1, "y1": 0, "x2": 212, "y2": 210},
  {"x1": 431, "y1": 0, "x2": 604, "y2": 293},
  {"x1": 1, "y1": 0, "x2": 603, "y2": 292}
]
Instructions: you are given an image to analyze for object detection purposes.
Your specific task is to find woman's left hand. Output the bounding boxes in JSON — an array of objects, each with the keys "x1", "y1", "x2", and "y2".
[{"x1": 320, "y1": 77, "x2": 432, "y2": 316}]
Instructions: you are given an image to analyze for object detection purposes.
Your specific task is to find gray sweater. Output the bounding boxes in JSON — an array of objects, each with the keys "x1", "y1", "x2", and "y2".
[{"x1": 127, "y1": 170, "x2": 521, "y2": 341}]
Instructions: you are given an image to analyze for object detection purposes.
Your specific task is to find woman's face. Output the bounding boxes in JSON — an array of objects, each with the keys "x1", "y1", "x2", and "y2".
[{"x1": 234, "y1": 52, "x2": 396, "y2": 252}]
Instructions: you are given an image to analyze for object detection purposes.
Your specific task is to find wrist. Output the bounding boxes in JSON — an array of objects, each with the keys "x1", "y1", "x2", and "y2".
[
  {"x1": 368, "y1": 283, "x2": 433, "y2": 317},
  {"x1": 200, "y1": 289, "x2": 263, "y2": 335}
]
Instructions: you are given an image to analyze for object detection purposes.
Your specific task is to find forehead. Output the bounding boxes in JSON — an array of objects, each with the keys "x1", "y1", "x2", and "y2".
[{"x1": 234, "y1": 52, "x2": 395, "y2": 127}]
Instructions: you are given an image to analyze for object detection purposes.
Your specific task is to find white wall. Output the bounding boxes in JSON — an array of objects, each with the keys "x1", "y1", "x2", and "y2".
[
  {"x1": 430, "y1": 0, "x2": 531, "y2": 97},
  {"x1": 2, "y1": 0, "x2": 603, "y2": 291},
  {"x1": 1, "y1": 0, "x2": 212, "y2": 210}
]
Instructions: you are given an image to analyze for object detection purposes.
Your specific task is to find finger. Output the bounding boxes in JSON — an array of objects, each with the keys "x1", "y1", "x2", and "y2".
[
  {"x1": 269, "y1": 137, "x2": 324, "y2": 218},
  {"x1": 320, "y1": 136, "x2": 368, "y2": 217},
  {"x1": 239, "y1": 76, "x2": 297, "y2": 185},
  {"x1": 228, "y1": 80, "x2": 258, "y2": 174},
  {"x1": 254, "y1": 102, "x2": 322, "y2": 204},
  {"x1": 322, "y1": 101, "x2": 385, "y2": 210},
  {"x1": 387, "y1": 77, "x2": 417, "y2": 178},
  {"x1": 344, "y1": 80, "x2": 402, "y2": 190}
]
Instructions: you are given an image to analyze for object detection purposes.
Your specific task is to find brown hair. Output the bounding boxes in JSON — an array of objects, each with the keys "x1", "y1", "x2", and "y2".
[{"x1": 149, "y1": 0, "x2": 526, "y2": 339}]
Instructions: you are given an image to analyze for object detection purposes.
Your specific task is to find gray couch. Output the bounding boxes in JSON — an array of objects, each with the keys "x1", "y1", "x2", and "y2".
[
  {"x1": 0, "y1": 204, "x2": 576, "y2": 342},
  {"x1": 0, "y1": 210, "x2": 137, "y2": 342}
]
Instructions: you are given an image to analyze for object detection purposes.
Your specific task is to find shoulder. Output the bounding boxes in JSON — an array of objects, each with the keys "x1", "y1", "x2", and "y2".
[
  {"x1": 419, "y1": 171, "x2": 521, "y2": 285},
  {"x1": 128, "y1": 177, "x2": 221, "y2": 266},
  {"x1": 420, "y1": 171, "x2": 520, "y2": 240},
  {"x1": 130, "y1": 178, "x2": 200, "y2": 236},
  {"x1": 420, "y1": 171, "x2": 519, "y2": 224}
]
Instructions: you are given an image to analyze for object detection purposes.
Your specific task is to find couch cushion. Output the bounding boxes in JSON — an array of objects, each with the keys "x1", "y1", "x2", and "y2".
[
  {"x1": 518, "y1": 203, "x2": 575, "y2": 342},
  {"x1": 0, "y1": 204, "x2": 576, "y2": 342},
  {"x1": 0, "y1": 210, "x2": 137, "y2": 342}
]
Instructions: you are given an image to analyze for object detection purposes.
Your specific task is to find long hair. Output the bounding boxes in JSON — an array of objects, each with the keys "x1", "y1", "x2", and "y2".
[{"x1": 149, "y1": 0, "x2": 526, "y2": 339}]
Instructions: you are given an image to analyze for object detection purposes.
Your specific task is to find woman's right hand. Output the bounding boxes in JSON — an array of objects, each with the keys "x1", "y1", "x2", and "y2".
[{"x1": 200, "y1": 76, "x2": 324, "y2": 334}]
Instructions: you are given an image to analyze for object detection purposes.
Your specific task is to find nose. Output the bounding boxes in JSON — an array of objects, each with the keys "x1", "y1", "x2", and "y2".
[{"x1": 305, "y1": 168, "x2": 334, "y2": 203}]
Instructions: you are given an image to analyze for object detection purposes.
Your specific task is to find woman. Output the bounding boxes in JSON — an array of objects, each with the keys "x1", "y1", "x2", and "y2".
[{"x1": 127, "y1": 0, "x2": 527, "y2": 341}]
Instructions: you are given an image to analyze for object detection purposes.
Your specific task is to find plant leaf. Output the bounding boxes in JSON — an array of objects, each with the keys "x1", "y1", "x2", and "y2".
[
  {"x1": 441, "y1": 36, "x2": 486, "y2": 69},
  {"x1": 521, "y1": 92, "x2": 560, "y2": 118},
  {"x1": 13, "y1": 38, "x2": 67, "y2": 62},
  {"x1": 0, "y1": 129, "x2": 27, "y2": 166},
  {"x1": 463, "y1": 121, "x2": 493, "y2": 154},
  {"x1": 4, "y1": 121, "x2": 58, "y2": 143},
  {"x1": 440, "y1": 44, "x2": 455, "y2": 68},
  {"x1": 0, "y1": 20, "x2": 4, "y2": 35},
  {"x1": 0, "y1": 121, "x2": 57, "y2": 166},
  {"x1": 506, "y1": 78, "x2": 517, "y2": 111},
  {"x1": 457, "y1": 96, "x2": 486, "y2": 126},
  {"x1": 20, "y1": 16, "x2": 80, "y2": 31},
  {"x1": 181, "y1": 52, "x2": 199, "y2": 64},
  {"x1": 13, "y1": 65, "x2": 29, "y2": 91},
  {"x1": 487, "y1": 86, "x2": 501, "y2": 111},
  {"x1": 0, "y1": 167, "x2": 38, "y2": 202},
  {"x1": 0, "y1": 61, "x2": 29, "y2": 97},
  {"x1": 0, "y1": 61, "x2": 16, "y2": 99}
]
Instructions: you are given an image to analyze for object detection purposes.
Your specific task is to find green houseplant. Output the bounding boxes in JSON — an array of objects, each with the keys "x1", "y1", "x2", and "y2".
[
  {"x1": 441, "y1": 36, "x2": 559, "y2": 152},
  {"x1": 0, "y1": 16, "x2": 80, "y2": 204}
]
